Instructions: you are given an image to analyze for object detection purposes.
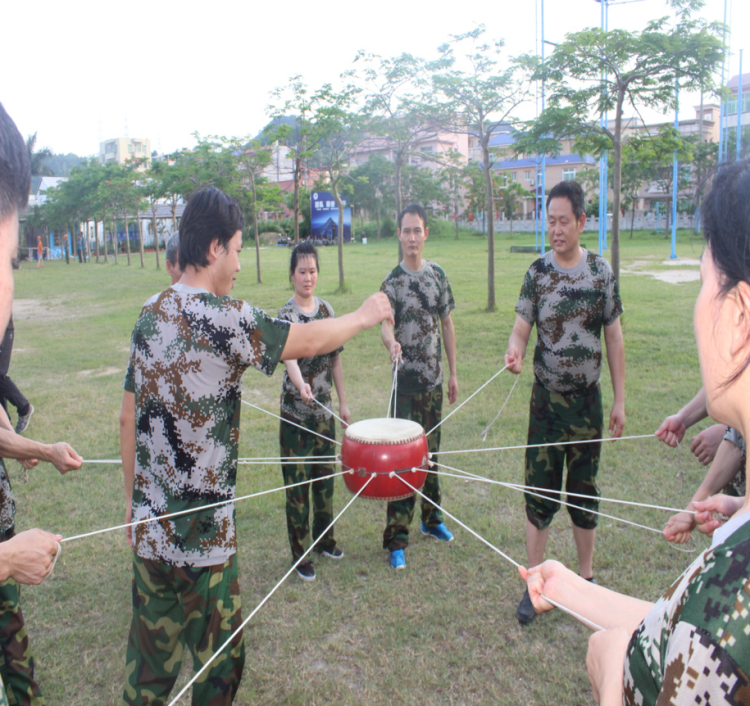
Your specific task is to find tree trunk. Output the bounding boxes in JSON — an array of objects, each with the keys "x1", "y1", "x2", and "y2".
[
  {"x1": 124, "y1": 213, "x2": 132, "y2": 266},
  {"x1": 64, "y1": 228, "x2": 70, "y2": 264},
  {"x1": 251, "y1": 175, "x2": 262, "y2": 284},
  {"x1": 293, "y1": 156, "x2": 301, "y2": 244},
  {"x1": 152, "y1": 206, "x2": 161, "y2": 270},
  {"x1": 510, "y1": 217, "x2": 514, "y2": 236},
  {"x1": 171, "y1": 202, "x2": 177, "y2": 234},
  {"x1": 395, "y1": 152, "x2": 403, "y2": 262},
  {"x1": 100, "y1": 214, "x2": 107, "y2": 263},
  {"x1": 332, "y1": 179, "x2": 345, "y2": 291},
  {"x1": 481, "y1": 140, "x2": 496, "y2": 312},
  {"x1": 630, "y1": 204, "x2": 636, "y2": 239},
  {"x1": 376, "y1": 211, "x2": 381, "y2": 241},
  {"x1": 137, "y1": 208, "x2": 145, "y2": 268},
  {"x1": 94, "y1": 219, "x2": 100, "y2": 264},
  {"x1": 611, "y1": 89, "x2": 625, "y2": 284},
  {"x1": 111, "y1": 215, "x2": 119, "y2": 264}
]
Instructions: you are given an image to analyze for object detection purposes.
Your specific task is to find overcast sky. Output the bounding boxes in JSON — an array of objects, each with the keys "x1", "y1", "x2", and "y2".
[{"x1": 3, "y1": 0, "x2": 746, "y2": 158}]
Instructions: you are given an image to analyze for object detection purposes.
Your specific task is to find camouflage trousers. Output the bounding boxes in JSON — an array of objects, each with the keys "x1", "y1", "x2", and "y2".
[
  {"x1": 123, "y1": 553, "x2": 244, "y2": 706},
  {"x1": 0, "y1": 527, "x2": 43, "y2": 706},
  {"x1": 525, "y1": 381, "x2": 603, "y2": 531},
  {"x1": 383, "y1": 386, "x2": 444, "y2": 551},
  {"x1": 280, "y1": 413, "x2": 337, "y2": 563}
]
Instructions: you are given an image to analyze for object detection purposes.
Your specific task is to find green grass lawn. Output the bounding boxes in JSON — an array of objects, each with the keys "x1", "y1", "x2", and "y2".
[{"x1": 8, "y1": 228, "x2": 709, "y2": 704}]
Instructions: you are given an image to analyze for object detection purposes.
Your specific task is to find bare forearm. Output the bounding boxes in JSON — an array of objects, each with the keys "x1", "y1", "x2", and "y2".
[
  {"x1": 120, "y1": 393, "x2": 136, "y2": 506},
  {"x1": 678, "y1": 388, "x2": 709, "y2": 429},
  {"x1": 381, "y1": 321, "x2": 396, "y2": 351},
  {"x1": 0, "y1": 406, "x2": 13, "y2": 433},
  {"x1": 442, "y1": 316, "x2": 457, "y2": 377},
  {"x1": 284, "y1": 360, "x2": 306, "y2": 392},
  {"x1": 604, "y1": 322, "x2": 625, "y2": 405},
  {"x1": 0, "y1": 429, "x2": 56, "y2": 463},
  {"x1": 283, "y1": 312, "x2": 365, "y2": 360},
  {"x1": 331, "y1": 355, "x2": 347, "y2": 407},
  {"x1": 689, "y1": 441, "x2": 742, "y2": 506}
]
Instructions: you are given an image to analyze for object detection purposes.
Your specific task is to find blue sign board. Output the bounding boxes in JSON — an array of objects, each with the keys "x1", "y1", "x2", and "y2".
[{"x1": 310, "y1": 191, "x2": 351, "y2": 242}]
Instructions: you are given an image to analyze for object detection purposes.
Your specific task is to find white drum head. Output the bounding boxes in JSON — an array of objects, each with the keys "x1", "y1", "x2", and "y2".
[{"x1": 345, "y1": 417, "x2": 424, "y2": 444}]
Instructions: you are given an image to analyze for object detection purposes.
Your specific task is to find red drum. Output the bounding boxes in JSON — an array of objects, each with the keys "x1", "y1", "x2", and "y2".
[{"x1": 341, "y1": 418, "x2": 429, "y2": 501}]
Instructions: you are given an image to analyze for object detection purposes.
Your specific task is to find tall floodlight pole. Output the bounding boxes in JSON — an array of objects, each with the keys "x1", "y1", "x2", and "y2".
[
  {"x1": 738, "y1": 50, "x2": 744, "y2": 162},
  {"x1": 718, "y1": 0, "x2": 729, "y2": 164},
  {"x1": 671, "y1": 74, "x2": 679, "y2": 260},
  {"x1": 534, "y1": 0, "x2": 540, "y2": 251},
  {"x1": 540, "y1": 0, "x2": 546, "y2": 255},
  {"x1": 598, "y1": 0, "x2": 606, "y2": 254}
]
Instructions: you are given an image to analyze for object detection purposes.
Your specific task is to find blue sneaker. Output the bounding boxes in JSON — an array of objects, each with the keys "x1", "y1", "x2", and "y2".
[
  {"x1": 390, "y1": 549, "x2": 406, "y2": 570},
  {"x1": 421, "y1": 522, "x2": 454, "y2": 542}
]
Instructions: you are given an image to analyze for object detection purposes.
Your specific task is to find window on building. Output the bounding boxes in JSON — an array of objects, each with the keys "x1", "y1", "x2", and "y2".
[
  {"x1": 524, "y1": 171, "x2": 531, "y2": 181},
  {"x1": 511, "y1": 172, "x2": 518, "y2": 181},
  {"x1": 562, "y1": 168, "x2": 576, "y2": 181}
]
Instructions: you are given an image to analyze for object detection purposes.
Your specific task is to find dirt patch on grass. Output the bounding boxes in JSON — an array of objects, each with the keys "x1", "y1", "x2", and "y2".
[
  {"x1": 77, "y1": 366, "x2": 122, "y2": 378},
  {"x1": 621, "y1": 256, "x2": 700, "y2": 284}
]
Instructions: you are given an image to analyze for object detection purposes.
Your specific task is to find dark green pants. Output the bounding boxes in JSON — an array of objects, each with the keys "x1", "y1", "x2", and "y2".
[
  {"x1": 525, "y1": 381, "x2": 603, "y2": 531},
  {"x1": 280, "y1": 414, "x2": 337, "y2": 562},
  {"x1": 123, "y1": 553, "x2": 244, "y2": 706},
  {"x1": 383, "y1": 386, "x2": 444, "y2": 551}
]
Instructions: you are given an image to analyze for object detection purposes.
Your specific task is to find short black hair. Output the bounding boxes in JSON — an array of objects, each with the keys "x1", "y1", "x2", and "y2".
[
  {"x1": 546, "y1": 180, "x2": 585, "y2": 221},
  {"x1": 166, "y1": 231, "x2": 180, "y2": 266},
  {"x1": 0, "y1": 103, "x2": 30, "y2": 221},
  {"x1": 178, "y1": 188, "x2": 244, "y2": 270},
  {"x1": 290, "y1": 240, "x2": 319, "y2": 275},
  {"x1": 398, "y1": 204, "x2": 427, "y2": 230}
]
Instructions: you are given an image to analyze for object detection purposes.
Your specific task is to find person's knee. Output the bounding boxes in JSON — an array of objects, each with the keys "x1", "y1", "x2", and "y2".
[{"x1": 525, "y1": 504, "x2": 554, "y2": 530}]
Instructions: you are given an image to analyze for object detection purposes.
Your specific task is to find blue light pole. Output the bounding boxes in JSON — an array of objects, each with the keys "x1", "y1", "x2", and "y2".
[
  {"x1": 671, "y1": 74, "x2": 679, "y2": 260},
  {"x1": 718, "y1": 0, "x2": 729, "y2": 165},
  {"x1": 738, "y1": 50, "x2": 744, "y2": 162},
  {"x1": 540, "y1": 0, "x2": 546, "y2": 255}
]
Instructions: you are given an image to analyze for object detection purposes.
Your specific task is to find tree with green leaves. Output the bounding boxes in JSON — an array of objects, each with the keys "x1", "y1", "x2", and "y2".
[
  {"x1": 517, "y1": 0, "x2": 724, "y2": 281},
  {"x1": 348, "y1": 154, "x2": 394, "y2": 240},
  {"x1": 497, "y1": 180, "x2": 527, "y2": 235},
  {"x1": 267, "y1": 78, "x2": 322, "y2": 244},
  {"x1": 25, "y1": 133, "x2": 54, "y2": 177},
  {"x1": 428, "y1": 26, "x2": 533, "y2": 311}
]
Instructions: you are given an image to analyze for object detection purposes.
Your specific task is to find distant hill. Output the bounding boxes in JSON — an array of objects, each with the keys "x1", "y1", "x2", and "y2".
[{"x1": 44, "y1": 153, "x2": 85, "y2": 176}]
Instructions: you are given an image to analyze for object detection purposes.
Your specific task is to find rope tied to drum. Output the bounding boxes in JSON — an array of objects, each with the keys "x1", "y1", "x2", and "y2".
[
  {"x1": 167, "y1": 473, "x2": 375, "y2": 706},
  {"x1": 394, "y1": 474, "x2": 604, "y2": 632},
  {"x1": 386, "y1": 357, "x2": 400, "y2": 419}
]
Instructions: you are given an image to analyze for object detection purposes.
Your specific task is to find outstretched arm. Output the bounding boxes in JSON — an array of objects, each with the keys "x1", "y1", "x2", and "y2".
[
  {"x1": 282, "y1": 293, "x2": 393, "y2": 361},
  {"x1": 441, "y1": 314, "x2": 458, "y2": 404},
  {"x1": 505, "y1": 315, "x2": 532, "y2": 374},
  {"x1": 0, "y1": 529, "x2": 62, "y2": 585},
  {"x1": 0, "y1": 429, "x2": 81, "y2": 473},
  {"x1": 604, "y1": 319, "x2": 625, "y2": 438},
  {"x1": 656, "y1": 388, "x2": 708, "y2": 448}
]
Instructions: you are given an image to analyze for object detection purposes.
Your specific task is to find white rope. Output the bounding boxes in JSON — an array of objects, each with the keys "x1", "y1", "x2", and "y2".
[
  {"x1": 431, "y1": 461, "x2": 696, "y2": 515},
  {"x1": 395, "y1": 474, "x2": 604, "y2": 632},
  {"x1": 81, "y1": 455, "x2": 341, "y2": 466},
  {"x1": 426, "y1": 365, "x2": 508, "y2": 437},
  {"x1": 238, "y1": 460, "x2": 341, "y2": 466},
  {"x1": 434, "y1": 433, "x2": 657, "y2": 456},
  {"x1": 239, "y1": 455, "x2": 340, "y2": 461},
  {"x1": 167, "y1": 473, "x2": 375, "y2": 706},
  {"x1": 481, "y1": 374, "x2": 521, "y2": 440},
  {"x1": 311, "y1": 397, "x2": 346, "y2": 426},
  {"x1": 241, "y1": 399, "x2": 342, "y2": 446},
  {"x1": 80, "y1": 459, "x2": 122, "y2": 465},
  {"x1": 428, "y1": 465, "x2": 664, "y2": 535},
  {"x1": 386, "y1": 359, "x2": 399, "y2": 419},
  {"x1": 60, "y1": 470, "x2": 348, "y2": 543}
]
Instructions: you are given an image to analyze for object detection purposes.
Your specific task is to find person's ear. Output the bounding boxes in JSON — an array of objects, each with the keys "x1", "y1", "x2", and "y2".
[{"x1": 729, "y1": 281, "x2": 750, "y2": 360}]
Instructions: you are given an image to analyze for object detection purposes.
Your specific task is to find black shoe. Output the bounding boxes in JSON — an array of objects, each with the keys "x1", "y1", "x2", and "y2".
[
  {"x1": 582, "y1": 576, "x2": 597, "y2": 585},
  {"x1": 321, "y1": 547, "x2": 344, "y2": 559},
  {"x1": 295, "y1": 561, "x2": 316, "y2": 582},
  {"x1": 15, "y1": 405, "x2": 34, "y2": 434},
  {"x1": 516, "y1": 589, "x2": 536, "y2": 625}
]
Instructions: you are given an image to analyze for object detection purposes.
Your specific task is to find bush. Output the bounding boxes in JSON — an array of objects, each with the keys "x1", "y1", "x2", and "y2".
[{"x1": 361, "y1": 216, "x2": 396, "y2": 240}]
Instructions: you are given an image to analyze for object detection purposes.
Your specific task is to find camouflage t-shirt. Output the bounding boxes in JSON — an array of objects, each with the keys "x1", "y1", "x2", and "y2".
[
  {"x1": 515, "y1": 249, "x2": 622, "y2": 396},
  {"x1": 380, "y1": 261, "x2": 455, "y2": 394},
  {"x1": 723, "y1": 427, "x2": 747, "y2": 497},
  {"x1": 624, "y1": 512, "x2": 750, "y2": 704},
  {"x1": 0, "y1": 459, "x2": 14, "y2": 535},
  {"x1": 124, "y1": 283, "x2": 290, "y2": 567},
  {"x1": 278, "y1": 297, "x2": 342, "y2": 424}
]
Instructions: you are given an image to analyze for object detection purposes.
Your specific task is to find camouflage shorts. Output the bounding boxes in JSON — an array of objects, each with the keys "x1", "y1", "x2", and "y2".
[
  {"x1": 524, "y1": 381, "x2": 603, "y2": 531},
  {"x1": 383, "y1": 386, "x2": 444, "y2": 551},
  {"x1": 0, "y1": 526, "x2": 43, "y2": 706},
  {"x1": 123, "y1": 552, "x2": 244, "y2": 706},
  {"x1": 280, "y1": 413, "x2": 337, "y2": 562}
]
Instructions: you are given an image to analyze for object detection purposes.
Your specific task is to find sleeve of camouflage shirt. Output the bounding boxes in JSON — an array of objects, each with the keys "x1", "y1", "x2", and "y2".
[
  {"x1": 436, "y1": 265, "x2": 456, "y2": 320},
  {"x1": 123, "y1": 323, "x2": 137, "y2": 393},
  {"x1": 602, "y1": 262, "x2": 623, "y2": 326},
  {"x1": 237, "y1": 302, "x2": 290, "y2": 376},
  {"x1": 380, "y1": 278, "x2": 397, "y2": 320},
  {"x1": 514, "y1": 268, "x2": 537, "y2": 325}
]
